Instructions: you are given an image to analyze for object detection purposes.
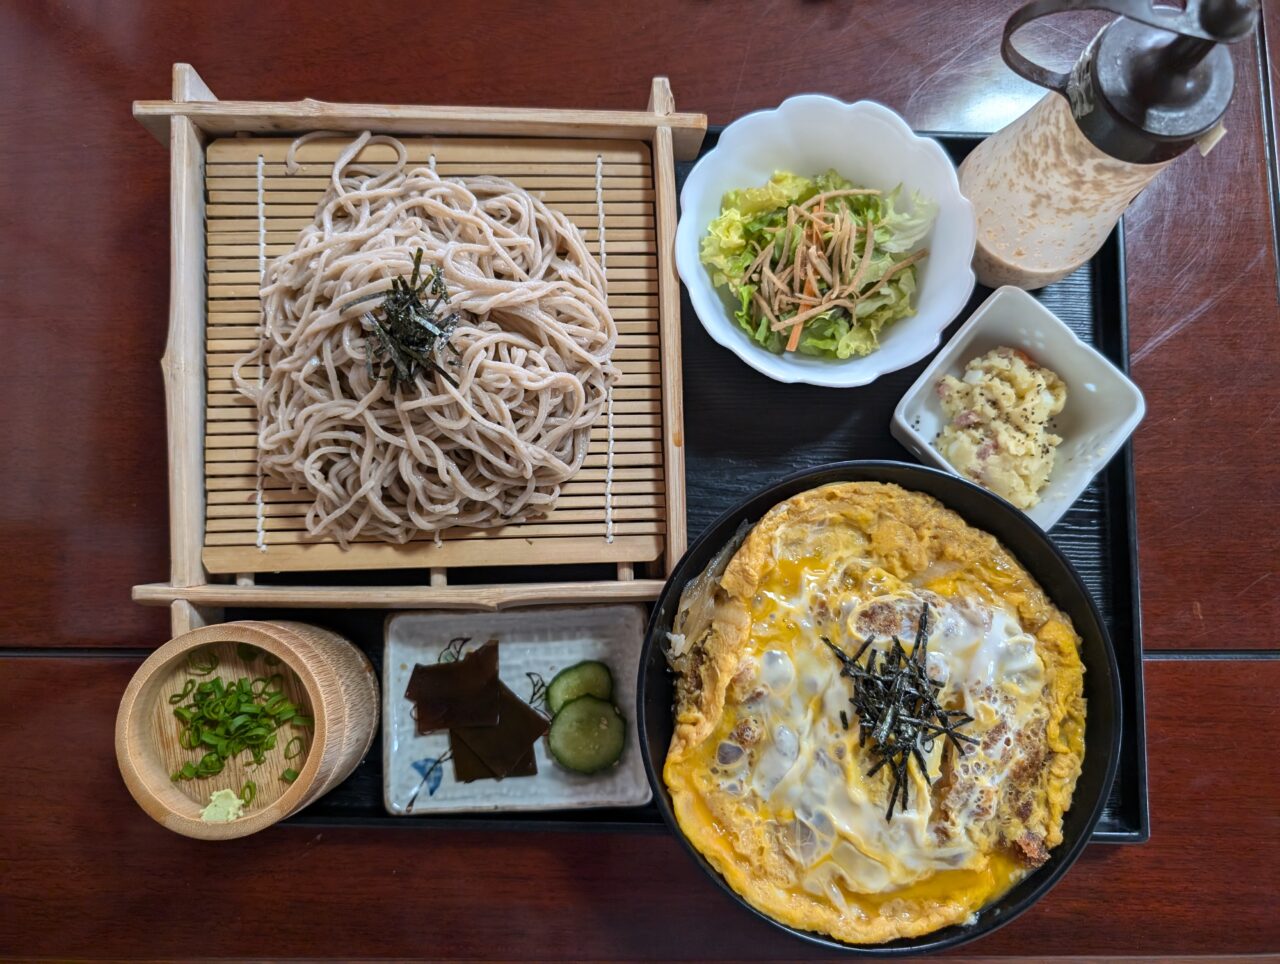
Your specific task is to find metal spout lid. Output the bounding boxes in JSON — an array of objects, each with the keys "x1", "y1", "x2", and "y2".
[{"x1": 1003, "y1": 0, "x2": 1258, "y2": 164}]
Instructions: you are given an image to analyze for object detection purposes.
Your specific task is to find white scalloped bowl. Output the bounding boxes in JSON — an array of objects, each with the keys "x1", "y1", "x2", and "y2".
[{"x1": 676, "y1": 96, "x2": 977, "y2": 388}]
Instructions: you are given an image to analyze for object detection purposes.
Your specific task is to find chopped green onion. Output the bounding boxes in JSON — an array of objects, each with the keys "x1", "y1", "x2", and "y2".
[
  {"x1": 170, "y1": 761, "x2": 198, "y2": 782},
  {"x1": 186, "y1": 649, "x2": 220, "y2": 676},
  {"x1": 168, "y1": 679, "x2": 196, "y2": 704},
  {"x1": 166, "y1": 666, "x2": 312, "y2": 783},
  {"x1": 240, "y1": 781, "x2": 257, "y2": 806},
  {"x1": 195, "y1": 751, "x2": 224, "y2": 777},
  {"x1": 263, "y1": 693, "x2": 289, "y2": 715},
  {"x1": 281, "y1": 768, "x2": 299, "y2": 783},
  {"x1": 284, "y1": 736, "x2": 305, "y2": 760}
]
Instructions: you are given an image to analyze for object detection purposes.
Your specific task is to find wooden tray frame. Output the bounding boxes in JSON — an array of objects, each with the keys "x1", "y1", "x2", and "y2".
[{"x1": 130, "y1": 64, "x2": 706, "y2": 636}]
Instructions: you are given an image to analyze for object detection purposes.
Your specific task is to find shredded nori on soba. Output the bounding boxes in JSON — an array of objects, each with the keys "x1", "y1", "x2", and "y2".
[
  {"x1": 344, "y1": 248, "x2": 461, "y2": 391},
  {"x1": 823, "y1": 602, "x2": 978, "y2": 822}
]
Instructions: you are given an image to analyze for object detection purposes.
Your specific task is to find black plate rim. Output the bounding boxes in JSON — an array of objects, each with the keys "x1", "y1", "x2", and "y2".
[
  {"x1": 636, "y1": 459, "x2": 1123, "y2": 956},
  {"x1": 1097, "y1": 232, "x2": 1151, "y2": 844}
]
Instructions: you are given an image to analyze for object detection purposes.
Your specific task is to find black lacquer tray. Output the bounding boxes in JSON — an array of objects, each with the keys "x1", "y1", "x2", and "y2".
[{"x1": 232, "y1": 131, "x2": 1148, "y2": 843}]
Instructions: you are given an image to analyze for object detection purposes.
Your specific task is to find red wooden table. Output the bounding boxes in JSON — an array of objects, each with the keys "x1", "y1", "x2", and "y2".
[{"x1": 2, "y1": 1, "x2": 1277, "y2": 958}]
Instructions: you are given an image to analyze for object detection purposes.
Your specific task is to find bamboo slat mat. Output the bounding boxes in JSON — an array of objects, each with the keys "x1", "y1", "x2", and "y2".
[{"x1": 201, "y1": 136, "x2": 667, "y2": 575}]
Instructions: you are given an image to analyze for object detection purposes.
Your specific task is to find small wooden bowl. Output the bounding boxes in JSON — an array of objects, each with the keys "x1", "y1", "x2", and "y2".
[{"x1": 116, "y1": 620, "x2": 378, "y2": 840}]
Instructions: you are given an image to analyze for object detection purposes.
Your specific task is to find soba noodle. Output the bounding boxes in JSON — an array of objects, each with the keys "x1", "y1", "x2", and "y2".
[{"x1": 232, "y1": 132, "x2": 618, "y2": 546}]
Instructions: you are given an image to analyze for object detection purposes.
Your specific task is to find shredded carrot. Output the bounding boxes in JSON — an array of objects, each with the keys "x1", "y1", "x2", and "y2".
[
  {"x1": 786, "y1": 316, "x2": 804, "y2": 352},
  {"x1": 788, "y1": 267, "x2": 818, "y2": 351}
]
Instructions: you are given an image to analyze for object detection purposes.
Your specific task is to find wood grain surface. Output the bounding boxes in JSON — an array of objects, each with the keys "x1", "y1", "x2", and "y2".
[
  {"x1": 1, "y1": 0, "x2": 1277, "y2": 958},
  {"x1": 2, "y1": 656, "x2": 1276, "y2": 958}
]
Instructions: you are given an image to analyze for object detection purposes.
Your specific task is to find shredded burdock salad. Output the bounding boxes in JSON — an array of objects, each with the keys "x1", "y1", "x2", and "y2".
[{"x1": 700, "y1": 171, "x2": 937, "y2": 359}]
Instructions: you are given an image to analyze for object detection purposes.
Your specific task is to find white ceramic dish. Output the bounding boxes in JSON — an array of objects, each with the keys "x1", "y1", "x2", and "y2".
[
  {"x1": 675, "y1": 95, "x2": 976, "y2": 388},
  {"x1": 891, "y1": 286, "x2": 1146, "y2": 530},
  {"x1": 383, "y1": 605, "x2": 651, "y2": 814}
]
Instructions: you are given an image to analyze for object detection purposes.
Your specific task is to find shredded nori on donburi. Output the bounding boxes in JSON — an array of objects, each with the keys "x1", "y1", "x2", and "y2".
[{"x1": 823, "y1": 602, "x2": 979, "y2": 822}]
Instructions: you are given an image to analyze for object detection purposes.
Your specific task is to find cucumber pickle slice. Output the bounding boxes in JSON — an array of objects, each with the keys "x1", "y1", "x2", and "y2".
[
  {"x1": 546, "y1": 660, "x2": 613, "y2": 715},
  {"x1": 547, "y1": 695, "x2": 626, "y2": 774}
]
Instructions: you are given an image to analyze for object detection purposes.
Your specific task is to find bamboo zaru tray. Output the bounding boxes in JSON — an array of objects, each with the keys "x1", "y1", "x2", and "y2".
[{"x1": 131, "y1": 65, "x2": 707, "y2": 635}]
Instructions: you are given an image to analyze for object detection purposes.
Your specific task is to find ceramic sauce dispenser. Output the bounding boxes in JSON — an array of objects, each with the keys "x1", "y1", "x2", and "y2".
[{"x1": 960, "y1": 0, "x2": 1257, "y2": 290}]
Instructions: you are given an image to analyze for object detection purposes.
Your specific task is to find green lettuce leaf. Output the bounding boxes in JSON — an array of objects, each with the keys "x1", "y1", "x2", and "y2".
[
  {"x1": 795, "y1": 309, "x2": 850, "y2": 356},
  {"x1": 721, "y1": 171, "x2": 814, "y2": 217},
  {"x1": 836, "y1": 266, "x2": 919, "y2": 356},
  {"x1": 699, "y1": 208, "x2": 751, "y2": 288},
  {"x1": 876, "y1": 187, "x2": 939, "y2": 254},
  {"x1": 731, "y1": 283, "x2": 785, "y2": 352}
]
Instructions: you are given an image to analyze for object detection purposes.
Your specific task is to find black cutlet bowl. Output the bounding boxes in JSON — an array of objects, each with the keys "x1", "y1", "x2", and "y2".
[{"x1": 637, "y1": 461, "x2": 1121, "y2": 956}]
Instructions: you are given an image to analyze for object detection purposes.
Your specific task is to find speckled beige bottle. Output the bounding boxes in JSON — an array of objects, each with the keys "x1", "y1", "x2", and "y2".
[{"x1": 959, "y1": 91, "x2": 1173, "y2": 290}]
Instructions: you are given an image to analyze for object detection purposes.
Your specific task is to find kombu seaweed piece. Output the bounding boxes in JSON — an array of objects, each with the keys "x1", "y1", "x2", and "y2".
[
  {"x1": 449, "y1": 682, "x2": 548, "y2": 779},
  {"x1": 506, "y1": 746, "x2": 538, "y2": 778},
  {"x1": 449, "y1": 734, "x2": 537, "y2": 783},
  {"x1": 407, "y1": 639, "x2": 500, "y2": 734},
  {"x1": 449, "y1": 733, "x2": 496, "y2": 783}
]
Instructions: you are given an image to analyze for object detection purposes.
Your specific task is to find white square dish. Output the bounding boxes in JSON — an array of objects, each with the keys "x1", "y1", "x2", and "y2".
[
  {"x1": 891, "y1": 286, "x2": 1145, "y2": 530},
  {"x1": 383, "y1": 605, "x2": 652, "y2": 815}
]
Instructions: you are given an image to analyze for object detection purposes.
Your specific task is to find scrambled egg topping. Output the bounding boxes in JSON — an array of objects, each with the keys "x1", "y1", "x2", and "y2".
[
  {"x1": 663, "y1": 482, "x2": 1085, "y2": 944},
  {"x1": 936, "y1": 347, "x2": 1067, "y2": 509}
]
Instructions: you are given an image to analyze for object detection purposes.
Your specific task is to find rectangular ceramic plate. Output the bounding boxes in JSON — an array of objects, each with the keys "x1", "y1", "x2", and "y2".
[{"x1": 382, "y1": 605, "x2": 652, "y2": 814}]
